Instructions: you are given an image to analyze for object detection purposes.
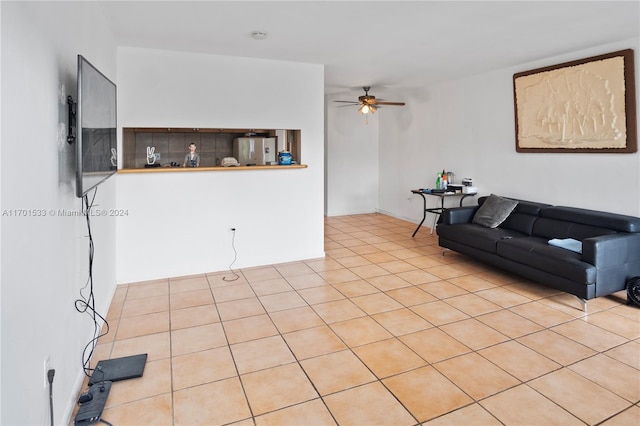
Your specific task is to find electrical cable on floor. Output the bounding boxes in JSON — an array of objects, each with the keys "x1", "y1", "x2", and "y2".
[
  {"x1": 223, "y1": 228, "x2": 240, "y2": 282},
  {"x1": 74, "y1": 188, "x2": 110, "y2": 378}
]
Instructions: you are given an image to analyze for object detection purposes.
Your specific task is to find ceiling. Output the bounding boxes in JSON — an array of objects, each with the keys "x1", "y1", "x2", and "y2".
[{"x1": 99, "y1": 1, "x2": 639, "y2": 95}]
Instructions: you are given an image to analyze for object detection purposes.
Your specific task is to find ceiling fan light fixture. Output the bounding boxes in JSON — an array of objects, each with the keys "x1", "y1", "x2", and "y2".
[{"x1": 359, "y1": 104, "x2": 370, "y2": 114}]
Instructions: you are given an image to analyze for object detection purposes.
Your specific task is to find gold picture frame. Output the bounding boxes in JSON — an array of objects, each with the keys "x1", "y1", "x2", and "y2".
[{"x1": 513, "y1": 49, "x2": 636, "y2": 153}]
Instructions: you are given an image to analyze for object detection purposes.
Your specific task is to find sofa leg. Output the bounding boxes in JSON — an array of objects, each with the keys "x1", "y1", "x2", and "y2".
[{"x1": 576, "y1": 296, "x2": 587, "y2": 313}]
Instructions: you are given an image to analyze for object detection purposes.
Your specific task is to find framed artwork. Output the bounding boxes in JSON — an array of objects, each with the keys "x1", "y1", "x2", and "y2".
[{"x1": 513, "y1": 49, "x2": 636, "y2": 153}]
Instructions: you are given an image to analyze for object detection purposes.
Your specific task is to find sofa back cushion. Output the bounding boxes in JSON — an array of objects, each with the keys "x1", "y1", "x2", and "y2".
[
  {"x1": 533, "y1": 217, "x2": 617, "y2": 240},
  {"x1": 477, "y1": 196, "x2": 550, "y2": 235},
  {"x1": 541, "y1": 206, "x2": 640, "y2": 233}
]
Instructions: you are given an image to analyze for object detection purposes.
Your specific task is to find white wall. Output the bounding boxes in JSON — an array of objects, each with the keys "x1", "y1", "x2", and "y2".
[
  {"x1": 115, "y1": 48, "x2": 325, "y2": 283},
  {"x1": 375, "y1": 39, "x2": 640, "y2": 226},
  {"x1": 1, "y1": 2, "x2": 118, "y2": 425},
  {"x1": 325, "y1": 93, "x2": 379, "y2": 216}
]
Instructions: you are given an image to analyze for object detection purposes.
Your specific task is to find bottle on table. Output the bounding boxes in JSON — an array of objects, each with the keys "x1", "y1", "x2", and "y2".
[
  {"x1": 441, "y1": 169, "x2": 448, "y2": 190},
  {"x1": 436, "y1": 172, "x2": 442, "y2": 189}
]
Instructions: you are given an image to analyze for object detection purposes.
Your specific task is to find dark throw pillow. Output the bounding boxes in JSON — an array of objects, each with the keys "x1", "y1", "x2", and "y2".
[{"x1": 472, "y1": 194, "x2": 518, "y2": 228}]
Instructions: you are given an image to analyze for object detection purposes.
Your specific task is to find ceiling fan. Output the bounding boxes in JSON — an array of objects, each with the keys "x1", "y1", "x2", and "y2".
[{"x1": 334, "y1": 86, "x2": 405, "y2": 115}]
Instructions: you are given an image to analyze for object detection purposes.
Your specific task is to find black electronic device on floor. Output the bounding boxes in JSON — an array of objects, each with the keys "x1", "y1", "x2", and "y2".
[
  {"x1": 88, "y1": 353, "x2": 147, "y2": 386},
  {"x1": 74, "y1": 381, "x2": 112, "y2": 425}
]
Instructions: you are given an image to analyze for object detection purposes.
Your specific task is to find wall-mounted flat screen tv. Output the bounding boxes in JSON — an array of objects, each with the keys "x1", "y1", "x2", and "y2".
[{"x1": 76, "y1": 55, "x2": 117, "y2": 198}]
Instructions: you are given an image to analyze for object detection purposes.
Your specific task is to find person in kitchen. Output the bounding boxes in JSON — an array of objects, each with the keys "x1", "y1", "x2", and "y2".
[{"x1": 183, "y1": 143, "x2": 200, "y2": 167}]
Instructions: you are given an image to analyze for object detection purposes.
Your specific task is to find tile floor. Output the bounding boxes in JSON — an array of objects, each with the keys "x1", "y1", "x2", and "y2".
[{"x1": 83, "y1": 214, "x2": 639, "y2": 425}]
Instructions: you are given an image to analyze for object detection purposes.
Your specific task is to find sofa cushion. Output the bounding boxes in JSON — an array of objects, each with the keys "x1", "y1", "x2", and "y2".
[
  {"x1": 472, "y1": 194, "x2": 519, "y2": 228},
  {"x1": 497, "y1": 237, "x2": 596, "y2": 284},
  {"x1": 437, "y1": 223, "x2": 525, "y2": 253}
]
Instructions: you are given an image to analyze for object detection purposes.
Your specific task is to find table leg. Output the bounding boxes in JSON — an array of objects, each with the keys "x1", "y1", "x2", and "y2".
[
  {"x1": 412, "y1": 193, "x2": 427, "y2": 238},
  {"x1": 430, "y1": 196, "x2": 445, "y2": 235}
]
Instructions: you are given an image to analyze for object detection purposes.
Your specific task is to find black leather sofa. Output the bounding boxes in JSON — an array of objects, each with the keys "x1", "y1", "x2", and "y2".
[{"x1": 436, "y1": 195, "x2": 640, "y2": 311}]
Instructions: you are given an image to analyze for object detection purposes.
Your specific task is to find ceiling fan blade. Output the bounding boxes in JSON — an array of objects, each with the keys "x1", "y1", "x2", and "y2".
[
  {"x1": 334, "y1": 100, "x2": 360, "y2": 104},
  {"x1": 374, "y1": 101, "x2": 406, "y2": 106}
]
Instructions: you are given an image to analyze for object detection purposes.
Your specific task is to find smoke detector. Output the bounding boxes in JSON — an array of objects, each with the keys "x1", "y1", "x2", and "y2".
[{"x1": 250, "y1": 31, "x2": 268, "y2": 41}]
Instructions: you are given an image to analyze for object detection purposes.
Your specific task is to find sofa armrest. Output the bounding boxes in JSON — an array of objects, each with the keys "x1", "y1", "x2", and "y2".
[
  {"x1": 440, "y1": 206, "x2": 479, "y2": 225},
  {"x1": 582, "y1": 233, "x2": 640, "y2": 267}
]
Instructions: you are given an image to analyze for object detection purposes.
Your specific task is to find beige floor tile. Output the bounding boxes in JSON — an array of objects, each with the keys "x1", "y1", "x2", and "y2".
[
  {"x1": 211, "y1": 283, "x2": 256, "y2": 303},
  {"x1": 299, "y1": 349, "x2": 376, "y2": 395},
  {"x1": 419, "y1": 280, "x2": 468, "y2": 299},
  {"x1": 385, "y1": 286, "x2": 437, "y2": 306},
  {"x1": 552, "y1": 319, "x2": 628, "y2": 352},
  {"x1": 478, "y1": 340, "x2": 561, "y2": 381},
  {"x1": 325, "y1": 247, "x2": 357, "y2": 258},
  {"x1": 385, "y1": 248, "x2": 422, "y2": 260},
  {"x1": 101, "y1": 393, "x2": 173, "y2": 426},
  {"x1": 411, "y1": 300, "x2": 470, "y2": 326},
  {"x1": 171, "y1": 323, "x2": 228, "y2": 356},
  {"x1": 426, "y1": 264, "x2": 469, "y2": 280},
  {"x1": 435, "y1": 352, "x2": 520, "y2": 400},
  {"x1": 170, "y1": 304, "x2": 219, "y2": 330},
  {"x1": 447, "y1": 275, "x2": 497, "y2": 292},
  {"x1": 241, "y1": 363, "x2": 318, "y2": 416},
  {"x1": 529, "y1": 368, "x2": 631, "y2": 425},
  {"x1": 173, "y1": 377, "x2": 252, "y2": 425},
  {"x1": 404, "y1": 255, "x2": 445, "y2": 269},
  {"x1": 259, "y1": 291, "x2": 307, "y2": 313},
  {"x1": 125, "y1": 281, "x2": 169, "y2": 300},
  {"x1": 599, "y1": 405, "x2": 640, "y2": 426},
  {"x1": 171, "y1": 346, "x2": 237, "y2": 390},
  {"x1": 170, "y1": 288, "x2": 214, "y2": 310},
  {"x1": 323, "y1": 382, "x2": 416, "y2": 426},
  {"x1": 285, "y1": 272, "x2": 330, "y2": 290},
  {"x1": 311, "y1": 299, "x2": 366, "y2": 323},
  {"x1": 479, "y1": 384, "x2": 583, "y2": 425},
  {"x1": 349, "y1": 244, "x2": 383, "y2": 256},
  {"x1": 111, "y1": 332, "x2": 171, "y2": 362},
  {"x1": 517, "y1": 329, "x2": 596, "y2": 365},
  {"x1": 169, "y1": 275, "x2": 209, "y2": 293},
  {"x1": 304, "y1": 258, "x2": 343, "y2": 273},
  {"x1": 504, "y1": 281, "x2": 563, "y2": 300},
  {"x1": 330, "y1": 316, "x2": 393, "y2": 347},
  {"x1": 273, "y1": 261, "x2": 315, "y2": 277},
  {"x1": 475, "y1": 286, "x2": 532, "y2": 308},
  {"x1": 568, "y1": 354, "x2": 640, "y2": 402},
  {"x1": 400, "y1": 328, "x2": 471, "y2": 363},
  {"x1": 384, "y1": 365, "x2": 474, "y2": 423},
  {"x1": 377, "y1": 259, "x2": 418, "y2": 274},
  {"x1": 282, "y1": 325, "x2": 346, "y2": 360},
  {"x1": 241, "y1": 266, "x2": 283, "y2": 282},
  {"x1": 334, "y1": 254, "x2": 372, "y2": 268},
  {"x1": 254, "y1": 398, "x2": 337, "y2": 426},
  {"x1": 351, "y1": 292, "x2": 403, "y2": 314},
  {"x1": 248, "y1": 277, "x2": 294, "y2": 296},
  {"x1": 230, "y1": 335, "x2": 296, "y2": 375},
  {"x1": 319, "y1": 268, "x2": 363, "y2": 284},
  {"x1": 476, "y1": 309, "x2": 544, "y2": 338},
  {"x1": 223, "y1": 314, "x2": 279, "y2": 345},
  {"x1": 115, "y1": 311, "x2": 169, "y2": 340},
  {"x1": 268, "y1": 305, "x2": 324, "y2": 333},
  {"x1": 366, "y1": 274, "x2": 413, "y2": 291},
  {"x1": 583, "y1": 310, "x2": 640, "y2": 340},
  {"x1": 121, "y1": 295, "x2": 169, "y2": 318},
  {"x1": 444, "y1": 293, "x2": 502, "y2": 317},
  {"x1": 362, "y1": 251, "x2": 402, "y2": 264},
  {"x1": 104, "y1": 358, "x2": 171, "y2": 408},
  {"x1": 608, "y1": 302, "x2": 640, "y2": 321},
  {"x1": 349, "y1": 264, "x2": 391, "y2": 279},
  {"x1": 604, "y1": 340, "x2": 640, "y2": 369},
  {"x1": 206, "y1": 271, "x2": 248, "y2": 288},
  {"x1": 509, "y1": 301, "x2": 576, "y2": 328},
  {"x1": 297, "y1": 285, "x2": 345, "y2": 305},
  {"x1": 422, "y1": 403, "x2": 502, "y2": 426},
  {"x1": 395, "y1": 269, "x2": 441, "y2": 285},
  {"x1": 372, "y1": 308, "x2": 433, "y2": 336},
  {"x1": 440, "y1": 318, "x2": 510, "y2": 350},
  {"x1": 331, "y1": 279, "x2": 379, "y2": 297},
  {"x1": 217, "y1": 297, "x2": 266, "y2": 321},
  {"x1": 475, "y1": 269, "x2": 521, "y2": 286},
  {"x1": 353, "y1": 338, "x2": 426, "y2": 378}
]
